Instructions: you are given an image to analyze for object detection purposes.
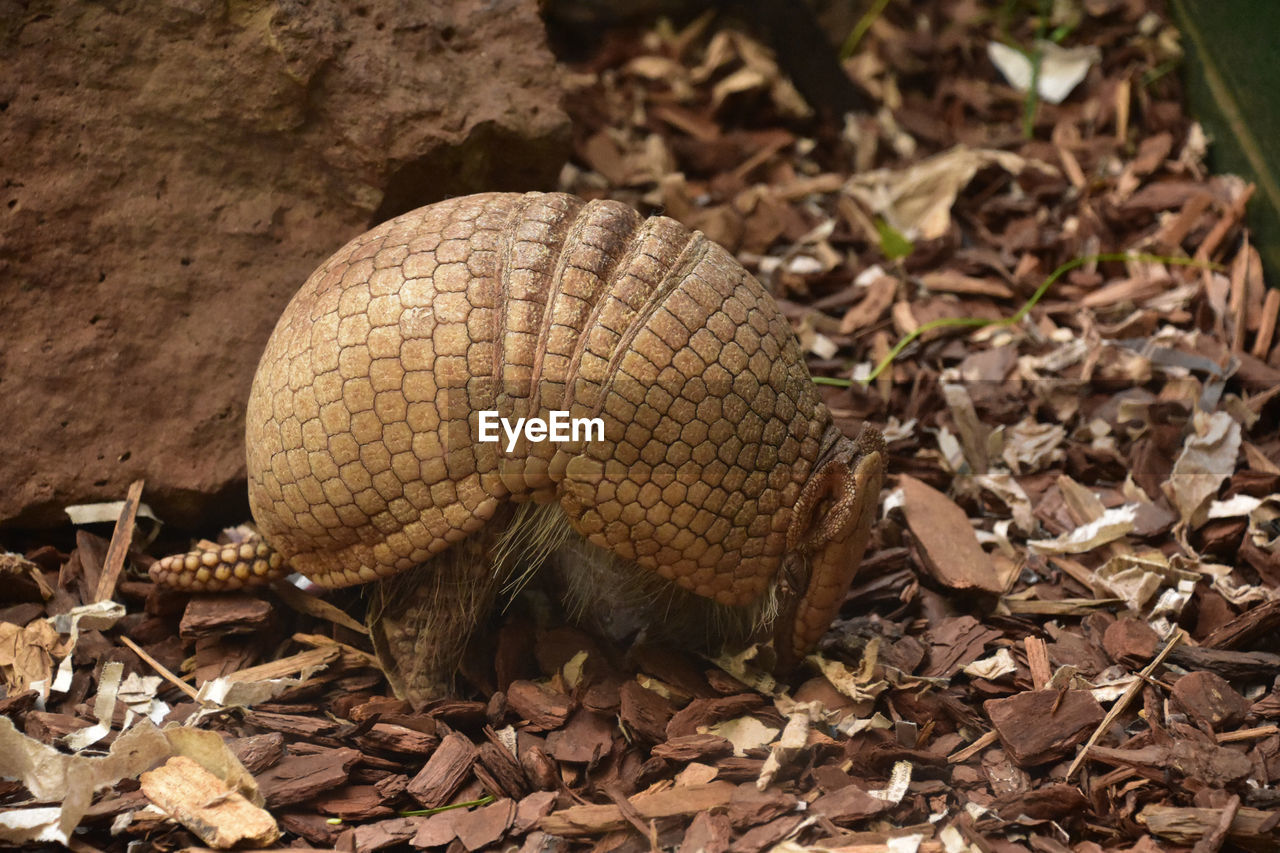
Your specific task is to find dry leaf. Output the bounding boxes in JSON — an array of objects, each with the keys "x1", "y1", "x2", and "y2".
[
  {"x1": 963, "y1": 648, "x2": 1017, "y2": 680},
  {"x1": 972, "y1": 473, "x2": 1036, "y2": 534},
  {"x1": 1164, "y1": 411, "x2": 1241, "y2": 528},
  {"x1": 1001, "y1": 419, "x2": 1067, "y2": 474},
  {"x1": 1092, "y1": 552, "x2": 1199, "y2": 615},
  {"x1": 0, "y1": 619, "x2": 68, "y2": 695},
  {"x1": 1248, "y1": 497, "x2": 1280, "y2": 549},
  {"x1": 988, "y1": 40, "x2": 1101, "y2": 104},
  {"x1": 0, "y1": 717, "x2": 171, "y2": 845},
  {"x1": 845, "y1": 145, "x2": 1058, "y2": 241},
  {"x1": 704, "y1": 716, "x2": 779, "y2": 757},
  {"x1": 1029, "y1": 506, "x2": 1137, "y2": 555}
]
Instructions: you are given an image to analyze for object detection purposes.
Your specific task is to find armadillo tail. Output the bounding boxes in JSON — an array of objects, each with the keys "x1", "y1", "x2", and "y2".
[{"x1": 150, "y1": 536, "x2": 288, "y2": 591}]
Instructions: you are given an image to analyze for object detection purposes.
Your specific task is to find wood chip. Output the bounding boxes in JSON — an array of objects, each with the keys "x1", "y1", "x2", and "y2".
[
  {"x1": 1171, "y1": 671, "x2": 1249, "y2": 730},
  {"x1": 898, "y1": 475, "x2": 1005, "y2": 593},
  {"x1": 985, "y1": 690, "x2": 1105, "y2": 766},
  {"x1": 540, "y1": 782, "x2": 738, "y2": 836},
  {"x1": 452, "y1": 797, "x2": 516, "y2": 851},
  {"x1": 257, "y1": 747, "x2": 361, "y2": 807},
  {"x1": 809, "y1": 783, "x2": 890, "y2": 823},
  {"x1": 407, "y1": 731, "x2": 479, "y2": 809},
  {"x1": 545, "y1": 709, "x2": 614, "y2": 764},
  {"x1": 179, "y1": 595, "x2": 273, "y2": 640},
  {"x1": 619, "y1": 678, "x2": 676, "y2": 742},
  {"x1": 651, "y1": 733, "x2": 735, "y2": 762},
  {"x1": 507, "y1": 680, "x2": 574, "y2": 731},
  {"x1": 1140, "y1": 802, "x2": 1277, "y2": 847},
  {"x1": 140, "y1": 755, "x2": 279, "y2": 848},
  {"x1": 94, "y1": 479, "x2": 144, "y2": 603}
]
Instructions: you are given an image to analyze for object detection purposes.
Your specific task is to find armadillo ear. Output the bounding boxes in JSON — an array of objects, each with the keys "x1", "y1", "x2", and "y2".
[
  {"x1": 786, "y1": 458, "x2": 855, "y2": 553},
  {"x1": 787, "y1": 429, "x2": 886, "y2": 554},
  {"x1": 817, "y1": 466, "x2": 862, "y2": 545}
]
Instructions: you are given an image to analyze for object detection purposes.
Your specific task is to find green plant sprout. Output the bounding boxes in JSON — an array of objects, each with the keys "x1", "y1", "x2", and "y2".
[
  {"x1": 874, "y1": 217, "x2": 914, "y2": 261},
  {"x1": 326, "y1": 793, "x2": 499, "y2": 824},
  {"x1": 399, "y1": 794, "x2": 497, "y2": 817},
  {"x1": 839, "y1": 0, "x2": 894, "y2": 59},
  {"x1": 994, "y1": 0, "x2": 1081, "y2": 139},
  {"x1": 811, "y1": 252, "x2": 1219, "y2": 389}
]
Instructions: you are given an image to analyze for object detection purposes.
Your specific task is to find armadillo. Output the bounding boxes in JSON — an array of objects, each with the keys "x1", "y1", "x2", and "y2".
[{"x1": 152, "y1": 192, "x2": 884, "y2": 702}]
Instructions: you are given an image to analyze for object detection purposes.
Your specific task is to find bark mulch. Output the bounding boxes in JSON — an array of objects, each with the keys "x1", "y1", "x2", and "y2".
[{"x1": 2, "y1": 1, "x2": 1278, "y2": 851}]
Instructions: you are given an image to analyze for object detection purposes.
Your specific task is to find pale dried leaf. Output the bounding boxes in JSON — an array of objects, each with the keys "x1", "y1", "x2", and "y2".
[
  {"x1": 1164, "y1": 411, "x2": 1241, "y2": 528},
  {"x1": 942, "y1": 382, "x2": 990, "y2": 474},
  {"x1": 64, "y1": 660, "x2": 125, "y2": 750},
  {"x1": 962, "y1": 648, "x2": 1017, "y2": 680},
  {"x1": 64, "y1": 499, "x2": 159, "y2": 526},
  {"x1": 1207, "y1": 494, "x2": 1261, "y2": 519},
  {"x1": 0, "y1": 717, "x2": 170, "y2": 845},
  {"x1": 1028, "y1": 506, "x2": 1137, "y2": 555},
  {"x1": 1001, "y1": 419, "x2": 1067, "y2": 474},
  {"x1": 196, "y1": 675, "x2": 308, "y2": 708},
  {"x1": 972, "y1": 473, "x2": 1036, "y2": 534},
  {"x1": 1248, "y1": 496, "x2": 1280, "y2": 548},
  {"x1": 987, "y1": 40, "x2": 1101, "y2": 104},
  {"x1": 118, "y1": 672, "x2": 169, "y2": 724},
  {"x1": 705, "y1": 716, "x2": 779, "y2": 757},
  {"x1": 0, "y1": 620, "x2": 66, "y2": 696},
  {"x1": 809, "y1": 654, "x2": 889, "y2": 706},
  {"x1": 845, "y1": 145, "x2": 1058, "y2": 240},
  {"x1": 1092, "y1": 552, "x2": 1198, "y2": 613}
]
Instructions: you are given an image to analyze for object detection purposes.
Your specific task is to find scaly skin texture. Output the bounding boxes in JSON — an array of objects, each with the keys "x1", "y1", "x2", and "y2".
[{"x1": 152, "y1": 192, "x2": 884, "y2": 700}]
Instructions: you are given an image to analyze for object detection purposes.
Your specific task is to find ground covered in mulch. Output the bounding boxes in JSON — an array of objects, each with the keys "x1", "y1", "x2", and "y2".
[{"x1": 3, "y1": 1, "x2": 1279, "y2": 851}]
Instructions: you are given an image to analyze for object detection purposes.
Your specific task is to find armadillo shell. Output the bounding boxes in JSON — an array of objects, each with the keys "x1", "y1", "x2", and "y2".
[{"x1": 247, "y1": 192, "x2": 834, "y2": 607}]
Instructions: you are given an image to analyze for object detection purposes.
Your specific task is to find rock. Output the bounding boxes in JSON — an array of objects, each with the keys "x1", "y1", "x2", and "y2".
[{"x1": 2, "y1": 0, "x2": 569, "y2": 526}]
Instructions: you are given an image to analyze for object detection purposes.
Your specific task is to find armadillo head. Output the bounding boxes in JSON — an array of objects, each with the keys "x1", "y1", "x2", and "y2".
[{"x1": 774, "y1": 426, "x2": 885, "y2": 669}]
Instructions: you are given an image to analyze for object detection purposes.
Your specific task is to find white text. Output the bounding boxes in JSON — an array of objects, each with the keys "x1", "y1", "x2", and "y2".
[{"x1": 477, "y1": 410, "x2": 605, "y2": 452}]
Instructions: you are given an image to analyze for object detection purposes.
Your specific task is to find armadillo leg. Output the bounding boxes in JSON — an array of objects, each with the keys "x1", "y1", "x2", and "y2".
[{"x1": 367, "y1": 525, "x2": 505, "y2": 706}]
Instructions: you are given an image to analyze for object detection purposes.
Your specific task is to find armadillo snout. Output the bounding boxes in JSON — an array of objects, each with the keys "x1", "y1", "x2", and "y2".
[{"x1": 774, "y1": 429, "x2": 885, "y2": 667}]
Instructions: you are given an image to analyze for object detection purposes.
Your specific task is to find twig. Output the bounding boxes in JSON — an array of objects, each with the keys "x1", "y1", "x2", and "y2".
[
  {"x1": 120, "y1": 634, "x2": 201, "y2": 701},
  {"x1": 1024, "y1": 637, "x2": 1051, "y2": 691},
  {"x1": 947, "y1": 730, "x2": 998, "y2": 764},
  {"x1": 1066, "y1": 629, "x2": 1184, "y2": 780},
  {"x1": 94, "y1": 480, "x2": 145, "y2": 603},
  {"x1": 1216, "y1": 725, "x2": 1279, "y2": 744}
]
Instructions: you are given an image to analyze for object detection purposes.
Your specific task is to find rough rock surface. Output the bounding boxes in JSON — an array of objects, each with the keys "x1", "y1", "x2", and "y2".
[{"x1": 1, "y1": 0, "x2": 570, "y2": 526}]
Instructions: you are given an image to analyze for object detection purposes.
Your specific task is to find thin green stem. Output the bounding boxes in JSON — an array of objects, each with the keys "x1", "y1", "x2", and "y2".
[
  {"x1": 399, "y1": 795, "x2": 497, "y2": 817},
  {"x1": 812, "y1": 375, "x2": 858, "y2": 387},
  {"x1": 1021, "y1": 0, "x2": 1053, "y2": 139},
  {"x1": 815, "y1": 252, "x2": 1217, "y2": 388},
  {"x1": 840, "y1": 0, "x2": 894, "y2": 59}
]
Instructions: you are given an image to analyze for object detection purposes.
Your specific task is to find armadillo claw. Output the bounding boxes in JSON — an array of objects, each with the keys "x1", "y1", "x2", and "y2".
[{"x1": 149, "y1": 538, "x2": 287, "y2": 591}]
